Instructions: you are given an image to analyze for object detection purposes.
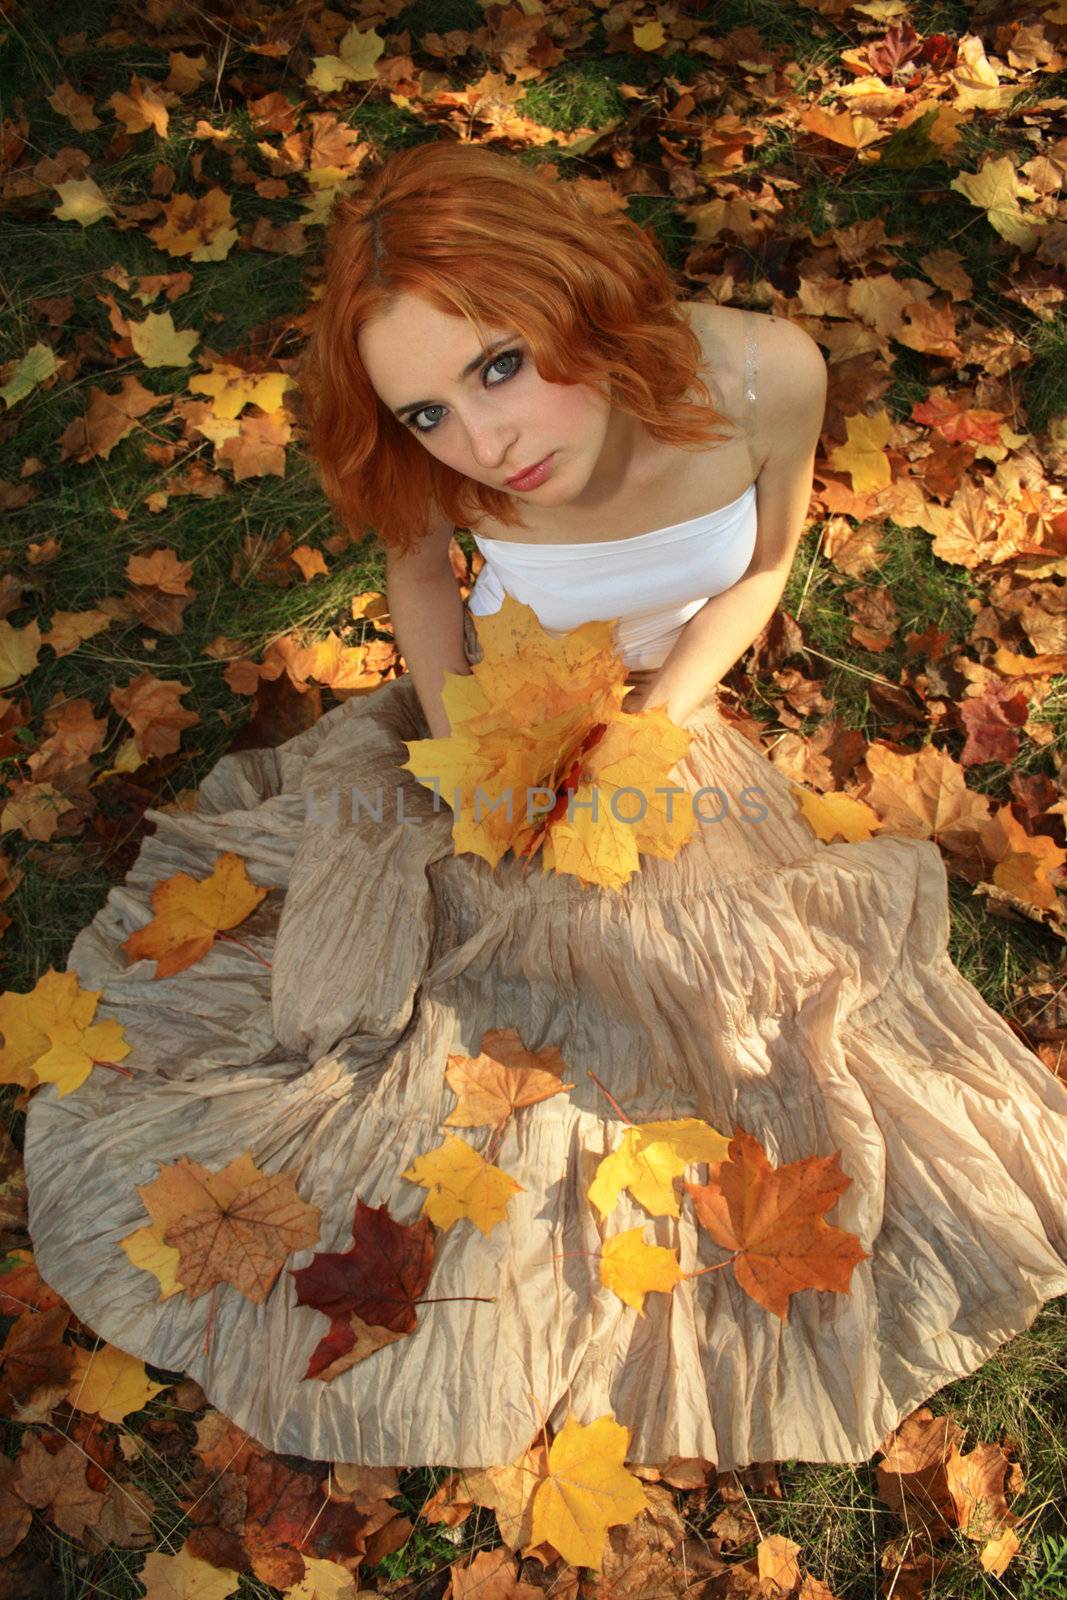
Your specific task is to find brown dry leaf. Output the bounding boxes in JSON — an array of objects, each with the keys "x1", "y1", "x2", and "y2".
[
  {"x1": 459, "y1": 1437, "x2": 552, "y2": 1551},
  {"x1": 108, "y1": 73, "x2": 172, "y2": 137},
  {"x1": 125, "y1": 547, "x2": 194, "y2": 594},
  {"x1": 0, "y1": 1248, "x2": 63, "y2": 1312},
  {"x1": 26, "y1": 537, "x2": 61, "y2": 566},
  {"x1": 27, "y1": 697, "x2": 107, "y2": 784},
  {"x1": 13, "y1": 1433, "x2": 105, "y2": 1539},
  {"x1": 862, "y1": 740, "x2": 994, "y2": 859},
  {"x1": 134, "y1": 1149, "x2": 320, "y2": 1304},
  {"x1": 290, "y1": 544, "x2": 328, "y2": 581},
  {"x1": 876, "y1": 1406, "x2": 1023, "y2": 1572},
  {"x1": 42, "y1": 603, "x2": 125, "y2": 657},
  {"x1": 148, "y1": 188, "x2": 238, "y2": 260},
  {"x1": 443, "y1": 1032, "x2": 574, "y2": 1130},
  {"x1": 0, "y1": 619, "x2": 41, "y2": 688},
  {"x1": 57, "y1": 375, "x2": 164, "y2": 463},
  {"x1": 0, "y1": 1305, "x2": 74, "y2": 1415},
  {"x1": 0, "y1": 1453, "x2": 32, "y2": 1559},
  {"x1": 215, "y1": 411, "x2": 291, "y2": 480},
  {"x1": 46, "y1": 83, "x2": 101, "y2": 131},
  {"x1": 0, "y1": 780, "x2": 79, "y2": 842},
  {"x1": 109, "y1": 670, "x2": 199, "y2": 758},
  {"x1": 446, "y1": 1547, "x2": 543, "y2": 1598}
]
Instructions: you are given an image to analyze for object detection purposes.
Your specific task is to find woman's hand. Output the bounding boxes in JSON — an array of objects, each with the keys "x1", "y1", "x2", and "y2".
[
  {"x1": 621, "y1": 682, "x2": 672, "y2": 718},
  {"x1": 621, "y1": 684, "x2": 650, "y2": 716}
]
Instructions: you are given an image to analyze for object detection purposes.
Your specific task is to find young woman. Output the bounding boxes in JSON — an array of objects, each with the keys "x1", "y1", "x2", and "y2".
[{"x1": 23, "y1": 144, "x2": 1067, "y2": 1473}]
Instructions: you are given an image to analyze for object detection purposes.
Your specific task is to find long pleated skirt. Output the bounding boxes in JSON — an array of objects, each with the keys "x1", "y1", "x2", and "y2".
[{"x1": 22, "y1": 608, "x2": 1067, "y2": 1468}]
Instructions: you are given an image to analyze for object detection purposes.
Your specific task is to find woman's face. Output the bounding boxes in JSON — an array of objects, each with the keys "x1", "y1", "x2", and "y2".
[{"x1": 357, "y1": 291, "x2": 645, "y2": 512}]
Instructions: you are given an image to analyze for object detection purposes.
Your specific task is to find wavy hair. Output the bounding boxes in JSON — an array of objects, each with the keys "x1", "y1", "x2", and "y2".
[{"x1": 301, "y1": 141, "x2": 738, "y2": 558}]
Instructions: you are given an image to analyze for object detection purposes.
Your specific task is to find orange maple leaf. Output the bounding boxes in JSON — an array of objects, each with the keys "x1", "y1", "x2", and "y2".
[
  {"x1": 684, "y1": 1126, "x2": 871, "y2": 1320},
  {"x1": 122, "y1": 851, "x2": 268, "y2": 977}
]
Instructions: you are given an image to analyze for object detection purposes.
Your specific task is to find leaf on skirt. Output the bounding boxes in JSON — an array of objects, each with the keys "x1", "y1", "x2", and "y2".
[
  {"x1": 684, "y1": 1125, "x2": 871, "y2": 1320},
  {"x1": 129, "y1": 1150, "x2": 320, "y2": 1305},
  {"x1": 588, "y1": 1117, "x2": 732, "y2": 1221},
  {"x1": 290, "y1": 1199, "x2": 436, "y2": 1382},
  {"x1": 443, "y1": 1028, "x2": 575, "y2": 1129},
  {"x1": 122, "y1": 850, "x2": 268, "y2": 977},
  {"x1": 599, "y1": 1227, "x2": 683, "y2": 1314},
  {"x1": 401, "y1": 1132, "x2": 525, "y2": 1235}
]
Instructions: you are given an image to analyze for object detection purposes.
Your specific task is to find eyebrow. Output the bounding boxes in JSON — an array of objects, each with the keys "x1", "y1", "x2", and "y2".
[{"x1": 392, "y1": 334, "x2": 520, "y2": 419}]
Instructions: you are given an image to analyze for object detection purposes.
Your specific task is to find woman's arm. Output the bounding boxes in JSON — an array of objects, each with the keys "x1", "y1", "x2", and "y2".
[{"x1": 385, "y1": 517, "x2": 471, "y2": 740}]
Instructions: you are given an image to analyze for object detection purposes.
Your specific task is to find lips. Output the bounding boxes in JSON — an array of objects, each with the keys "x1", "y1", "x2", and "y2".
[{"x1": 505, "y1": 452, "x2": 554, "y2": 488}]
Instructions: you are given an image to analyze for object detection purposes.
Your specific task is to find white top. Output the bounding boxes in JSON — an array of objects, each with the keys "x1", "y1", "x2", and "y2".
[{"x1": 466, "y1": 481, "x2": 758, "y2": 670}]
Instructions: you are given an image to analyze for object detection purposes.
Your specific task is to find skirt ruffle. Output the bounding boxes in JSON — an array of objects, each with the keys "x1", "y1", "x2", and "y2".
[{"x1": 22, "y1": 621, "x2": 1067, "y2": 1469}]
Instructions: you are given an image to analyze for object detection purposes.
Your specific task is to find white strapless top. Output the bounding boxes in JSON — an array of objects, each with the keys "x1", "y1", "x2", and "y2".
[{"x1": 466, "y1": 481, "x2": 758, "y2": 670}]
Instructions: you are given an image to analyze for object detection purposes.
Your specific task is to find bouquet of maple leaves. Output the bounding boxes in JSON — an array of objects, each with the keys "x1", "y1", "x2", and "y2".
[{"x1": 401, "y1": 595, "x2": 699, "y2": 891}]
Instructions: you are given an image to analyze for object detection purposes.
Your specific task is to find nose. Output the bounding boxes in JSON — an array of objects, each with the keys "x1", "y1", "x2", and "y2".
[{"x1": 464, "y1": 418, "x2": 519, "y2": 472}]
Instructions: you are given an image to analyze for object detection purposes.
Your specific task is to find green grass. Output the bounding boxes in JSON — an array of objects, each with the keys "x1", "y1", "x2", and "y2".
[{"x1": 1, "y1": 0, "x2": 1065, "y2": 1596}]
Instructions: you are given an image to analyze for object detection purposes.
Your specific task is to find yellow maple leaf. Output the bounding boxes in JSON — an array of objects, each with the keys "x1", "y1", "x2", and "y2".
[
  {"x1": 588, "y1": 1117, "x2": 731, "y2": 1220},
  {"x1": 122, "y1": 851, "x2": 268, "y2": 978},
  {"x1": 0, "y1": 342, "x2": 59, "y2": 409},
  {"x1": 138, "y1": 1547, "x2": 242, "y2": 1600},
  {"x1": 599, "y1": 1227, "x2": 682, "y2": 1313},
  {"x1": 67, "y1": 1342, "x2": 169, "y2": 1423},
  {"x1": 128, "y1": 310, "x2": 200, "y2": 368},
  {"x1": 633, "y1": 18, "x2": 667, "y2": 50},
  {"x1": 120, "y1": 1224, "x2": 184, "y2": 1299},
  {"x1": 283, "y1": 1556, "x2": 358, "y2": 1599},
  {"x1": 793, "y1": 786, "x2": 882, "y2": 843},
  {"x1": 827, "y1": 410, "x2": 893, "y2": 493},
  {"x1": 187, "y1": 362, "x2": 294, "y2": 420},
  {"x1": 529, "y1": 1412, "x2": 649, "y2": 1571},
  {"x1": 0, "y1": 968, "x2": 131, "y2": 1097},
  {"x1": 950, "y1": 155, "x2": 1042, "y2": 247},
  {"x1": 401, "y1": 1132, "x2": 525, "y2": 1236},
  {"x1": 306, "y1": 24, "x2": 385, "y2": 92},
  {"x1": 535, "y1": 707, "x2": 697, "y2": 891}
]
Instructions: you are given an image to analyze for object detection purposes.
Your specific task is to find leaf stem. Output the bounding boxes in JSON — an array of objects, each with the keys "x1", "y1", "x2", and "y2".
[
  {"x1": 682, "y1": 1258, "x2": 736, "y2": 1278},
  {"x1": 216, "y1": 932, "x2": 272, "y2": 969},
  {"x1": 94, "y1": 1058, "x2": 134, "y2": 1078},
  {"x1": 586, "y1": 1069, "x2": 635, "y2": 1124}
]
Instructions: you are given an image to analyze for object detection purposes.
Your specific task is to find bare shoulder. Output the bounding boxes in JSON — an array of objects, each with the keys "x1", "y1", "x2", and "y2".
[{"x1": 687, "y1": 302, "x2": 827, "y2": 466}]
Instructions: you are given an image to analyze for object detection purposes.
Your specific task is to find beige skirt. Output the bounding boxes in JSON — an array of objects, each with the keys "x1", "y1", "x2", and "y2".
[{"x1": 22, "y1": 605, "x2": 1067, "y2": 1468}]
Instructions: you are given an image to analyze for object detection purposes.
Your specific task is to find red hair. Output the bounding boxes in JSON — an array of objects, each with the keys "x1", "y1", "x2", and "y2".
[{"x1": 300, "y1": 142, "x2": 738, "y2": 559}]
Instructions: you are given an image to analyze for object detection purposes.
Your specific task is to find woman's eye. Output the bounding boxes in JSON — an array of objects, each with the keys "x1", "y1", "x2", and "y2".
[{"x1": 406, "y1": 350, "x2": 523, "y2": 435}]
